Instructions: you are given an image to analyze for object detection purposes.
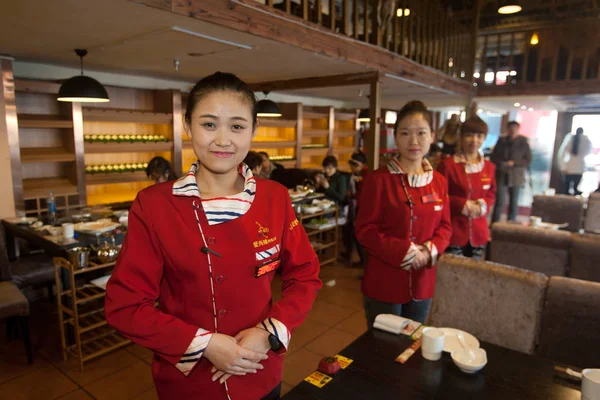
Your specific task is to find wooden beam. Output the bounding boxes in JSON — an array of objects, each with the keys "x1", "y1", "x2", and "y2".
[
  {"x1": 367, "y1": 79, "x2": 381, "y2": 171},
  {"x1": 469, "y1": 0, "x2": 482, "y2": 80},
  {"x1": 353, "y1": 0, "x2": 359, "y2": 40},
  {"x1": 131, "y1": 0, "x2": 471, "y2": 96},
  {"x1": 248, "y1": 72, "x2": 379, "y2": 92},
  {"x1": 342, "y1": 0, "x2": 350, "y2": 36},
  {"x1": 295, "y1": 103, "x2": 303, "y2": 168},
  {"x1": 327, "y1": 107, "x2": 335, "y2": 154}
]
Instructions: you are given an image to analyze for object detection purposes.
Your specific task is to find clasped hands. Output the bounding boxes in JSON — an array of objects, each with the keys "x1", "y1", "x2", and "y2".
[
  {"x1": 464, "y1": 200, "x2": 483, "y2": 218},
  {"x1": 409, "y1": 244, "x2": 432, "y2": 270},
  {"x1": 204, "y1": 327, "x2": 271, "y2": 384}
]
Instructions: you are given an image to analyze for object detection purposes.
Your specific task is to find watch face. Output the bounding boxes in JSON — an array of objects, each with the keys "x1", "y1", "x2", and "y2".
[{"x1": 269, "y1": 334, "x2": 282, "y2": 351}]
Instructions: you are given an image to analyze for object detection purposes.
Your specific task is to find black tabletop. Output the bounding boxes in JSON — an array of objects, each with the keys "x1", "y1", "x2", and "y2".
[{"x1": 284, "y1": 330, "x2": 580, "y2": 400}]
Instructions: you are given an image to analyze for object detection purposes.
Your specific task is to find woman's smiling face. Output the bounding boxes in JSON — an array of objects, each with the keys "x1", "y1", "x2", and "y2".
[{"x1": 186, "y1": 90, "x2": 255, "y2": 174}]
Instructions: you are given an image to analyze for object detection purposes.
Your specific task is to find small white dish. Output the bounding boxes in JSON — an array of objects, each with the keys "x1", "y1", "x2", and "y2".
[
  {"x1": 451, "y1": 348, "x2": 487, "y2": 374},
  {"x1": 302, "y1": 206, "x2": 321, "y2": 214},
  {"x1": 439, "y1": 328, "x2": 480, "y2": 353}
]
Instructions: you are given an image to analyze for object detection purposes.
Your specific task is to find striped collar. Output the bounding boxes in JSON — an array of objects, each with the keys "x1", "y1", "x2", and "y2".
[
  {"x1": 173, "y1": 161, "x2": 256, "y2": 225},
  {"x1": 387, "y1": 158, "x2": 434, "y2": 187},
  {"x1": 453, "y1": 152, "x2": 485, "y2": 174}
]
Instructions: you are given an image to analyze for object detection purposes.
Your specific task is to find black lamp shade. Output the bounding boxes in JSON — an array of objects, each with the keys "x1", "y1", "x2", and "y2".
[
  {"x1": 358, "y1": 109, "x2": 370, "y2": 122},
  {"x1": 256, "y1": 99, "x2": 281, "y2": 117},
  {"x1": 57, "y1": 75, "x2": 110, "y2": 103}
]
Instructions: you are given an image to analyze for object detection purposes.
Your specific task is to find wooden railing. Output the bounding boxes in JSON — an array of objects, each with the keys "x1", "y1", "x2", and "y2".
[
  {"x1": 475, "y1": 19, "x2": 600, "y2": 94},
  {"x1": 256, "y1": 0, "x2": 474, "y2": 80}
]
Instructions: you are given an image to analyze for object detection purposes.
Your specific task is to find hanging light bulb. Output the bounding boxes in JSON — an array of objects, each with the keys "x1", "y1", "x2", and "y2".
[
  {"x1": 498, "y1": 1, "x2": 522, "y2": 14},
  {"x1": 58, "y1": 49, "x2": 110, "y2": 103},
  {"x1": 530, "y1": 33, "x2": 539, "y2": 46}
]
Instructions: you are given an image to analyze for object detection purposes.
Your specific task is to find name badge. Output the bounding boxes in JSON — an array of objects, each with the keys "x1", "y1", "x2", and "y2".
[
  {"x1": 255, "y1": 259, "x2": 281, "y2": 278},
  {"x1": 483, "y1": 184, "x2": 491, "y2": 190},
  {"x1": 421, "y1": 192, "x2": 441, "y2": 204},
  {"x1": 434, "y1": 205, "x2": 443, "y2": 211}
]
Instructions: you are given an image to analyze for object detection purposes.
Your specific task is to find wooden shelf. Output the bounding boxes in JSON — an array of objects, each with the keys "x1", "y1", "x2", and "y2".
[
  {"x1": 20, "y1": 147, "x2": 75, "y2": 163},
  {"x1": 82, "y1": 107, "x2": 172, "y2": 124},
  {"x1": 303, "y1": 112, "x2": 329, "y2": 119},
  {"x1": 320, "y1": 257, "x2": 338, "y2": 267},
  {"x1": 23, "y1": 178, "x2": 78, "y2": 200},
  {"x1": 302, "y1": 146, "x2": 329, "y2": 156},
  {"x1": 306, "y1": 225, "x2": 337, "y2": 236},
  {"x1": 334, "y1": 130, "x2": 357, "y2": 138},
  {"x1": 299, "y1": 209, "x2": 337, "y2": 220},
  {"x1": 85, "y1": 141, "x2": 173, "y2": 153},
  {"x1": 18, "y1": 114, "x2": 73, "y2": 129},
  {"x1": 86, "y1": 171, "x2": 150, "y2": 185},
  {"x1": 62, "y1": 285, "x2": 106, "y2": 305},
  {"x1": 258, "y1": 119, "x2": 297, "y2": 128},
  {"x1": 303, "y1": 129, "x2": 329, "y2": 137},
  {"x1": 333, "y1": 146, "x2": 356, "y2": 154},
  {"x1": 65, "y1": 308, "x2": 107, "y2": 333},
  {"x1": 252, "y1": 140, "x2": 296, "y2": 149},
  {"x1": 67, "y1": 330, "x2": 130, "y2": 362},
  {"x1": 279, "y1": 160, "x2": 297, "y2": 168},
  {"x1": 311, "y1": 241, "x2": 337, "y2": 251},
  {"x1": 334, "y1": 112, "x2": 357, "y2": 121}
]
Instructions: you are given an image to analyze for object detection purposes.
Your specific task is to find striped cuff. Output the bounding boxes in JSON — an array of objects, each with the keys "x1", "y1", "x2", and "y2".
[
  {"x1": 424, "y1": 241, "x2": 439, "y2": 266},
  {"x1": 176, "y1": 328, "x2": 213, "y2": 376},
  {"x1": 257, "y1": 318, "x2": 290, "y2": 352},
  {"x1": 477, "y1": 199, "x2": 488, "y2": 217},
  {"x1": 401, "y1": 243, "x2": 419, "y2": 270}
]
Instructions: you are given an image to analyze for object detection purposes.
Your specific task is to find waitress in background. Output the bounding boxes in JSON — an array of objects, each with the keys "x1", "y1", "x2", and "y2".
[
  {"x1": 355, "y1": 101, "x2": 452, "y2": 326},
  {"x1": 437, "y1": 116, "x2": 496, "y2": 259}
]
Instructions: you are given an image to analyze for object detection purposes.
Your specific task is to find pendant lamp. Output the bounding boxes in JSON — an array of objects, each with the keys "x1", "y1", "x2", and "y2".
[
  {"x1": 497, "y1": 1, "x2": 522, "y2": 14},
  {"x1": 256, "y1": 92, "x2": 281, "y2": 118},
  {"x1": 357, "y1": 109, "x2": 370, "y2": 122},
  {"x1": 58, "y1": 49, "x2": 110, "y2": 103}
]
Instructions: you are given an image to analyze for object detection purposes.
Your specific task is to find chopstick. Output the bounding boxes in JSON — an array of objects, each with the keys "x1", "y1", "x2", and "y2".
[{"x1": 554, "y1": 365, "x2": 583, "y2": 380}]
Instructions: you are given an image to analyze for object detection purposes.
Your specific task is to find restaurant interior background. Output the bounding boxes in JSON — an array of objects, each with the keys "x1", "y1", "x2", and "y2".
[{"x1": 1, "y1": 0, "x2": 600, "y2": 399}]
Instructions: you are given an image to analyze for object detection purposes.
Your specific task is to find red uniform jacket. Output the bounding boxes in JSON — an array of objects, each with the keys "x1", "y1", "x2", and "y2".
[
  {"x1": 437, "y1": 156, "x2": 497, "y2": 247},
  {"x1": 105, "y1": 178, "x2": 321, "y2": 399},
  {"x1": 355, "y1": 161, "x2": 452, "y2": 304}
]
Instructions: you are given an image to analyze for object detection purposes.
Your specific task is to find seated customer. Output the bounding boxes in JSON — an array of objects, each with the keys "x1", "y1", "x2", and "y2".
[
  {"x1": 343, "y1": 152, "x2": 369, "y2": 266},
  {"x1": 315, "y1": 155, "x2": 347, "y2": 205},
  {"x1": 243, "y1": 150, "x2": 263, "y2": 177},
  {"x1": 258, "y1": 151, "x2": 284, "y2": 179},
  {"x1": 146, "y1": 156, "x2": 177, "y2": 184}
]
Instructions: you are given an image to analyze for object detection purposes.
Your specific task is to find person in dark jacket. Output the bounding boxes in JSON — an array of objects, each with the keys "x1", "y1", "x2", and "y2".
[
  {"x1": 490, "y1": 121, "x2": 532, "y2": 222},
  {"x1": 342, "y1": 152, "x2": 369, "y2": 266},
  {"x1": 146, "y1": 156, "x2": 178, "y2": 184},
  {"x1": 258, "y1": 151, "x2": 284, "y2": 179},
  {"x1": 315, "y1": 156, "x2": 347, "y2": 205}
]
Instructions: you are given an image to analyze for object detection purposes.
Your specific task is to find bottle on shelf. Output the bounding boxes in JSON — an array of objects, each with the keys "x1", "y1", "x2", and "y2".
[{"x1": 47, "y1": 191, "x2": 56, "y2": 224}]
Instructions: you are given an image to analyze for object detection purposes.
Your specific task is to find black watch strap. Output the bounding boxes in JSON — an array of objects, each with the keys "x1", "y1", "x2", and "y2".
[{"x1": 268, "y1": 333, "x2": 283, "y2": 352}]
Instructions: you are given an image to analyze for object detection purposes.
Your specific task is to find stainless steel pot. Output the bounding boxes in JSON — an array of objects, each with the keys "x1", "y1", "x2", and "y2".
[{"x1": 67, "y1": 247, "x2": 90, "y2": 269}]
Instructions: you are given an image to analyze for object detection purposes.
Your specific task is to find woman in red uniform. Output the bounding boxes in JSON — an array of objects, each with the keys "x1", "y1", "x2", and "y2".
[
  {"x1": 105, "y1": 72, "x2": 321, "y2": 400},
  {"x1": 355, "y1": 101, "x2": 452, "y2": 326},
  {"x1": 437, "y1": 116, "x2": 496, "y2": 259}
]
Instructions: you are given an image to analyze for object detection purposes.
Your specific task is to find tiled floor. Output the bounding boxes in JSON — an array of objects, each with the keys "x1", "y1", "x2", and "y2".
[{"x1": 0, "y1": 263, "x2": 366, "y2": 399}]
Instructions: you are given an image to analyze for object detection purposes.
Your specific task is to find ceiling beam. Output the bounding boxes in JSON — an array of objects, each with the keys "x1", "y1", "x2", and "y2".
[
  {"x1": 248, "y1": 72, "x2": 379, "y2": 92},
  {"x1": 129, "y1": 0, "x2": 471, "y2": 96}
]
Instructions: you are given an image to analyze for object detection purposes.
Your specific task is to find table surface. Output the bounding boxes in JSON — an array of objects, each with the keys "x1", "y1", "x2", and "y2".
[
  {"x1": 2, "y1": 209, "x2": 127, "y2": 258},
  {"x1": 283, "y1": 330, "x2": 580, "y2": 400}
]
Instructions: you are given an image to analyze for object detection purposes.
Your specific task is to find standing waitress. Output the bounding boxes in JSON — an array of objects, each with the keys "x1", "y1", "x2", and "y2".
[
  {"x1": 355, "y1": 101, "x2": 452, "y2": 326},
  {"x1": 437, "y1": 116, "x2": 496, "y2": 259},
  {"x1": 105, "y1": 72, "x2": 321, "y2": 400}
]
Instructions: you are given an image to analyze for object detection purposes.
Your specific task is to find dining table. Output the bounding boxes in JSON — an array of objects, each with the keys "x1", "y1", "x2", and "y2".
[
  {"x1": 2, "y1": 204, "x2": 129, "y2": 259},
  {"x1": 283, "y1": 329, "x2": 581, "y2": 400}
]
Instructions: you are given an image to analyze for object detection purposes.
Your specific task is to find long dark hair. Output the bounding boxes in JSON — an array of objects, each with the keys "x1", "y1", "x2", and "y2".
[
  {"x1": 184, "y1": 72, "x2": 258, "y2": 129},
  {"x1": 572, "y1": 127, "x2": 583, "y2": 156},
  {"x1": 146, "y1": 156, "x2": 177, "y2": 181}
]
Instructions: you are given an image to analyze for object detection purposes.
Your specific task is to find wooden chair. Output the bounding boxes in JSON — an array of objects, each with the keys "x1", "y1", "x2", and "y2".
[
  {"x1": 430, "y1": 254, "x2": 548, "y2": 355},
  {"x1": 0, "y1": 281, "x2": 32, "y2": 364},
  {"x1": 537, "y1": 277, "x2": 600, "y2": 368}
]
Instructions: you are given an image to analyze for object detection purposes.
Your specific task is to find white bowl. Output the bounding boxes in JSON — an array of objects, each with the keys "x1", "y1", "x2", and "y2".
[{"x1": 451, "y1": 348, "x2": 487, "y2": 374}]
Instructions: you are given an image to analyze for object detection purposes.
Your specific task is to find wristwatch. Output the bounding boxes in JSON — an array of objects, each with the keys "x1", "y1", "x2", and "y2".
[{"x1": 268, "y1": 333, "x2": 283, "y2": 352}]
